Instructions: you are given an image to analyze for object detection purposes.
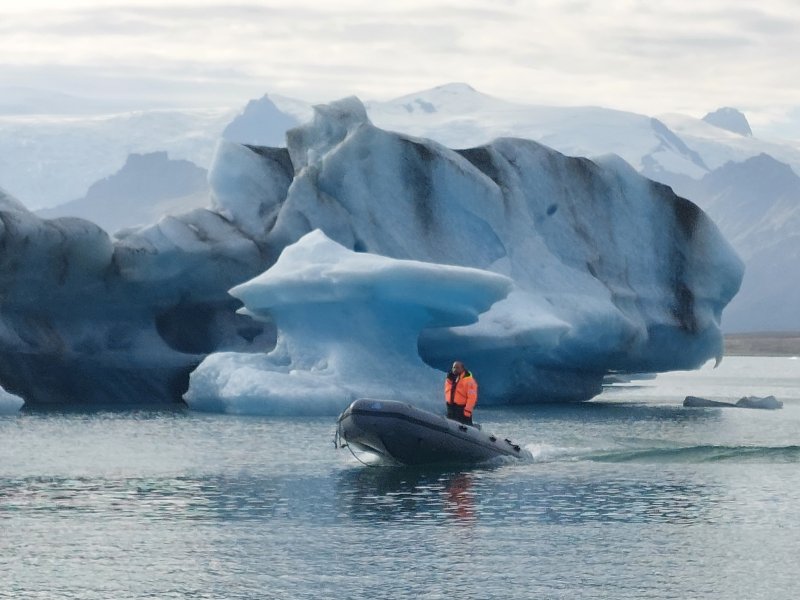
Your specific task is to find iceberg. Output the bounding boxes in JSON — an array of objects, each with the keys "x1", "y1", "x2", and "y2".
[
  {"x1": 0, "y1": 95, "x2": 743, "y2": 410},
  {"x1": 0, "y1": 186, "x2": 273, "y2": 407},
  {"x1": 683, "y1": 395, "x2": 783, "y2": 410},
  {"x1": 185, "y1": 230, "x2": 512, "y2": 415},
  {"x1": 262, "y1": 98, "x2": 741, "y2": 408},
  {"x1": 189, "y1": 97, "x2": 742, "y2": 414},
  {"x1": 736, "y1": 395, "x2": 783, "y2": 410}
]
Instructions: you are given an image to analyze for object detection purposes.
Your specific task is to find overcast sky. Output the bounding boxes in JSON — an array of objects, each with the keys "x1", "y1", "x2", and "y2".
[{"x1": 2, "y1": 0, "x2": 800, "y2": 136}]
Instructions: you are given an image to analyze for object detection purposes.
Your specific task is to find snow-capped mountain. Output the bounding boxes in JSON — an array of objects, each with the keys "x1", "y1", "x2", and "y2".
[
  {"x1": 36, "y1": 152, "x2": 210, "y2": 234},
  {"x1": 366, "y1": 83, "x2": 710, "y2": 181},
  {"x1": 222, "y1": 95, "x2": 302, "y2": 146},
  {"x1": 364, "y1": 83, "x2": 800, "y2": 184},
  {"x1": 658, "y1": 111, "x2": 800, "y2": 174},
  {"x1": 702, "y1": 107, "x2": 753, "y2": 137}
]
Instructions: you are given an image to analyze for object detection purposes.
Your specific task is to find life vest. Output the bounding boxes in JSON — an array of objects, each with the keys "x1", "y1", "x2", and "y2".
[{"x1": 444, "y1": 371, "x2": 478, "y2": 417}]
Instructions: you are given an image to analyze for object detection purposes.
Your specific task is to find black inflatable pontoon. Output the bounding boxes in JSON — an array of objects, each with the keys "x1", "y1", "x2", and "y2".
[{"x1": 336, "y1": 398, "x2": 532, "y2": 465}]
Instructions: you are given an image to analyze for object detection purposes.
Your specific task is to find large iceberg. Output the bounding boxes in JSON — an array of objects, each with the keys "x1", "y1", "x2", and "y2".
[
  {"x1": 0, "y1": 95, "x2": 743, "y2": 409},
  {"x1": 189, "y1": 97, "x2": 742, "y2": 414},
  {"x1": 185, "y1": 230, "x2": 512, "y2": 414}
]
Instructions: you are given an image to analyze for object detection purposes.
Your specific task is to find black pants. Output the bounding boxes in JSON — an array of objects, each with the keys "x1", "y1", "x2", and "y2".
[{"x1": 446, "y1": 403, "x2": 473, "y2": 425}]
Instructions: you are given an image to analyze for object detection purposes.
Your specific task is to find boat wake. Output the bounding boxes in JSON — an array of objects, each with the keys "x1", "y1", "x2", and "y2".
[
  {"x1": 517, "y1": 443, "x2": 800, "y2": 464},
  {"x1": 588, "y1": 444, "x2": 800, "y2": 464},
  {"x1": 523, "y1": 443, "x2": 589, "y2": 463}
]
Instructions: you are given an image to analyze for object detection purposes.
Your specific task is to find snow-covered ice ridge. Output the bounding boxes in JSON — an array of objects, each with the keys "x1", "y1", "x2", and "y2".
[{"x1": 0, "y1": 96, "x2": 743, "y2": 409}]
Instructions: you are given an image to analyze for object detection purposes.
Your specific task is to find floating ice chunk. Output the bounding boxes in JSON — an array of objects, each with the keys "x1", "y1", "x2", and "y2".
[
  {"x1": 683, "y1": 395, "x2": 783, "y2": 409},
  {"x1": 185, "y1": 230, "x2": 512, "y2": 415},
  {"x1": 735, "y1": 395, "x2": 783, "y2": 410},
  {"x1": 683, "y1": 396, "x2": 735, "y2": 408}
]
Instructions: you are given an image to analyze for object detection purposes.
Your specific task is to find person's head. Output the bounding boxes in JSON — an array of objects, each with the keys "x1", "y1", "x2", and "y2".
[{"x1": 451, "y1": 361, "x2": 465, "y2": 375}]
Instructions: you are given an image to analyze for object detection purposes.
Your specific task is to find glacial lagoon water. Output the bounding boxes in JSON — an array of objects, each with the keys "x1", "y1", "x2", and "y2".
[{"x1": 2, "y1": 356, "x2": 799, "y2": 599}]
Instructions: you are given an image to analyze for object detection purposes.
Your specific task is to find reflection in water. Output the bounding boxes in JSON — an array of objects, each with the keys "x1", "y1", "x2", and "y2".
[
  {"x1": 335, "y1": 465, "x2": 720, "y2": 526},
  {"x1": 444, "y1": 473, "x2": 475, "y2": 522},
  {"x1": 335, "y1": 466, "x2": 486, "y2": 524},
  {"x1": 1, "y1": 466, "x2": 721, "y2": 530}
]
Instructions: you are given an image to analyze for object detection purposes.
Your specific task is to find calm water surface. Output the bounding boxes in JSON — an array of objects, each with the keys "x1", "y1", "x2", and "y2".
[{"x1": 2, "y1": 356, "x2": 799, "y2": 599}]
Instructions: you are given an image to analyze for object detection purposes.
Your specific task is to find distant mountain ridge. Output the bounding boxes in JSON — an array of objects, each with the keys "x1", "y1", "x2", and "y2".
[
  {"x1": 674, "y1": 153, "x2": 800, "y2": 331},
  {"x1": 0, "y1": 108, "x2": 233, "y2": 209},
  {"x1": 690, "y1": 154, "x2": 799, "y2": 251},
  {"x1": 36, "y1": 152, "x2": 209, "y2": 233}
]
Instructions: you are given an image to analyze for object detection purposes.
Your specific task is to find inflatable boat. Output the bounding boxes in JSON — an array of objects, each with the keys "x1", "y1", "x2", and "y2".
[{"x1": 336, "y1": 398, "x2": 532, "y2": 465}]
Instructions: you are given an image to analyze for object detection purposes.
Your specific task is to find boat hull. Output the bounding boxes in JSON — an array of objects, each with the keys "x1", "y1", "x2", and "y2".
[{"x1": 337, "y1": 398, "x2": 532, "y2": 465}]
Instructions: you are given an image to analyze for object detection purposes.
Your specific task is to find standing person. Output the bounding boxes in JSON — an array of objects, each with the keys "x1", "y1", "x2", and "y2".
[{"x1": 444, "y1": 361, "x2": 478, "y2": 425}]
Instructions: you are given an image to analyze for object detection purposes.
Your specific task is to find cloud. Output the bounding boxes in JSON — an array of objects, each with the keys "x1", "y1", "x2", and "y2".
[{"x1": 0, "y1": 0, "x2": 798, "y2": 126}]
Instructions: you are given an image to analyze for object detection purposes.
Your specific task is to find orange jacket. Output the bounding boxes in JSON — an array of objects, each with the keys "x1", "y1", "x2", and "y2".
[{"x1": 444, "y1": 372, "x2": 478, "y2": 417}]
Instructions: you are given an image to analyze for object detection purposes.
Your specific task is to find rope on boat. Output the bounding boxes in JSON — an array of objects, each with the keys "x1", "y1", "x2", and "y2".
[{"x1": 334, "y1": 415, "x2": 377, "y2": 467}]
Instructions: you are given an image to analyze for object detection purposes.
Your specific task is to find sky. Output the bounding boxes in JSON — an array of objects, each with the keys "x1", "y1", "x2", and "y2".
[{"x1": 2, "y1": 0, "x2": 800, "y2": 137}]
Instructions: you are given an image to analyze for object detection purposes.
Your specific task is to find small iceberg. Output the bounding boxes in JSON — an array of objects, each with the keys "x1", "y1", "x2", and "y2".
[
  {"x1": 683, "y1": 395, "x2": 783, "y2": 410},
  {"x1": 683, "y1": 396, "x2": 735, "y2": 408},
  {"x1": 185, "y1": 230, "x2": 511, "y2": 415},
  {"x1": 735, "y1": 395, "x2": 783, "y2": 410}
]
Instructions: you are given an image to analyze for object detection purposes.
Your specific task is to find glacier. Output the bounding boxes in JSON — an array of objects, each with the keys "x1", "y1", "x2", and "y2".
[{"x1": 0, "y1": 95, "x2": 744, "y2": 410}]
